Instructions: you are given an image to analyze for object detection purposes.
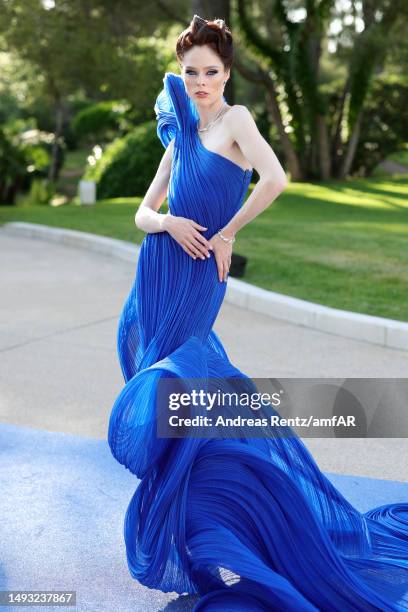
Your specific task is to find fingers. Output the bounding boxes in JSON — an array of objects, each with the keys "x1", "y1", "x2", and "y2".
[
  {"x1": 182, "y1": 233, "x2": 213, "y2": 260},
  {"x1": 182, "y1": 240, "x2": 230, "y2": 281},
  {"x1": 181, "y1": 241, "x2": 204, "y2": 259},
  {"x1": 182, "y1": 243, "x2": 230, "y2": 282},
  {"x1": 216, "y1": 256, "x2": 230, "y2": 282},
  {"x1": 180, "y1": 222, "x2": 230, "y2": 279},
  {"x1": 191, "y1": 226, "x2": 213, "y2": 257},
  {"x1": 181, "y1": 238, "x2": 208, "y2": 260},
  {"x1": 191, "y1": 221, "x2": 208, "y2": 231},
  {"x1": 172, "y1": 218, "x2": 214, "y2": 260},
  {"x1": 181, "y1": 238, "x2": 213, "y2": 260},
  {"x1": 193, "y1": 230, "x2": 214, "y2": 252},
  {"x1": 190, "y1": 235, "x2": 212, "y2": 259}
]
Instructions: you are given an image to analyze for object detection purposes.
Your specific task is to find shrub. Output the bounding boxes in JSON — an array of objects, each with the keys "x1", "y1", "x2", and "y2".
[
  {"x1": 17, "y1": 178, "x2": 55, "y2": 206},
  {"x1": 83, "y1": 120, "x2": 164, "y2": 198},
  {"x1": 0, "y1": 128, "x2": 27, "y2": 204},
  {"x1": 71, "y1": 100, "x2": 132, "y2": 144}
]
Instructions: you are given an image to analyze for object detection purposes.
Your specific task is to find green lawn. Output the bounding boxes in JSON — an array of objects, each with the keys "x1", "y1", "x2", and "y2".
[{"x1": 1, "y1": 174, "x2": 407, "y2": 322}]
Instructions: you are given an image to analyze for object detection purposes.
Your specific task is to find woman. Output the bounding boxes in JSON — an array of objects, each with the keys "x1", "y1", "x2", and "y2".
[{"x1": 108, "y1": 15, "x2": 408, "y2": 612}]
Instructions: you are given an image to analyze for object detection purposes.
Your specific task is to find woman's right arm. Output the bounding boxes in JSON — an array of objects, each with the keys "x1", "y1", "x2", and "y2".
[
  {"x1": 135, "y1": 139, "x2": 213, "y2": 259},
  {"x1": 134, "y1": 138, "x2": 175, "y2": 233}
]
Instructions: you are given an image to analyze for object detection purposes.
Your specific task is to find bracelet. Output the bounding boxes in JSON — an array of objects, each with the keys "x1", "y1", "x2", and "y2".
[{"x1": 217, "y1": 230, "x2": 236, "y2": 244}]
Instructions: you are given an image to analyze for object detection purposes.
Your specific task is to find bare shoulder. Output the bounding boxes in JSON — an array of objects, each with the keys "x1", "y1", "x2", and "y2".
[
  {"x1": 225, "y1": 104, "x2": 253, "y2": 119},
  {"x1": 224, "y1": 104, "x2": 256, "y2": 133}
]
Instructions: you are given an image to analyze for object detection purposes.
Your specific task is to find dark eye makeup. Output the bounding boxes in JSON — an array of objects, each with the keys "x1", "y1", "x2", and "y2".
[{"x1": 186, "y1": 70, "x2": 218, "y2": 75}]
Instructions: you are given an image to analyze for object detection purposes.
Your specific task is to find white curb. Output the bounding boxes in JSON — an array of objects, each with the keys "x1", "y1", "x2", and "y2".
[{"x1": 2, "y1": 221, "x2": 408, "y2": 351}]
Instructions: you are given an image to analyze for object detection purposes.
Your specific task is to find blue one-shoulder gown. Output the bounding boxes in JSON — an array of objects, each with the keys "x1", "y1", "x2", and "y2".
[{"x1": 108, "y1": 72, "x2": 408, "y2": 611}]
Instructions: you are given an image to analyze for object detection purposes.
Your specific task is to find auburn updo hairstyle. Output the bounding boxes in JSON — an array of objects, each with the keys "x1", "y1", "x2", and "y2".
[{"x1": 176, "y1": 15, "x2": 234, "y2": 70}]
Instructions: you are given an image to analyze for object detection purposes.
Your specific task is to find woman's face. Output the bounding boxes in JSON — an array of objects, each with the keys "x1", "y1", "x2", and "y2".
[{"x1": 180, "y1": 44, "x2": 229, "y2": 106}]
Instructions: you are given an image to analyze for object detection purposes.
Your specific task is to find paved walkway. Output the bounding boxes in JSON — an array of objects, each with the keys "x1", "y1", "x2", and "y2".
[
  {"x1": 1, "y1": 233, "x2": 407, "y2": 611},
  {"x1": 1, "y1": 233, "x2": 407, "y2": 481}
]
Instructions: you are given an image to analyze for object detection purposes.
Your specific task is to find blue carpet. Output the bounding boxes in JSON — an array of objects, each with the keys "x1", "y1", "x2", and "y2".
[{"x1": 0, "y1": 423, "x2": 407, "y2": 611}]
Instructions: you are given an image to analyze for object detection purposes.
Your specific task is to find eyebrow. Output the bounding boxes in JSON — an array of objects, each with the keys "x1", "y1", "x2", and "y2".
[{"x1": 185, "y1": 65, "x2": 220, "y2": 69}]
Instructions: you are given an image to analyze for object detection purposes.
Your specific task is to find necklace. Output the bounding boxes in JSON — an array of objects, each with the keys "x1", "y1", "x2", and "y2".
[{"x1": 197, "y1": 101, "x2": 228, "y2": 133}]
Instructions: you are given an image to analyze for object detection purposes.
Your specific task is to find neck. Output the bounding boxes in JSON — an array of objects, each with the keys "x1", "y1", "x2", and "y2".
[{"x1": 196, "y1": 99, "x2": 225, "y2": 130}]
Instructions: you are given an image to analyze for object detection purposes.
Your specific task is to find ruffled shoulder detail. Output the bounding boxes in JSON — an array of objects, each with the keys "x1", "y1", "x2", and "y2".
[{"x1": 154, "y1": 72, "x2": 196, "y2": 148}]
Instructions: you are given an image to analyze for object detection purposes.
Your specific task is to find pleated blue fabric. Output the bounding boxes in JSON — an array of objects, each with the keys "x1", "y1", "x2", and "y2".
[{"x1": 108, "y1": 72, "x2": 408, "y2": 611}]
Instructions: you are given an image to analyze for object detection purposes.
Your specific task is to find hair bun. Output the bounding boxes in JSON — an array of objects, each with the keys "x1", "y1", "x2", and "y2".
[
  {"x1": 192, "y1": 14, "x2": 207, "y2": 30},
  {"x1": 176, "y1": 14, "x2": 234, "y2": 70},
  {"x1": 213, "y1": 18, "x2": 226, "y2": 30}
]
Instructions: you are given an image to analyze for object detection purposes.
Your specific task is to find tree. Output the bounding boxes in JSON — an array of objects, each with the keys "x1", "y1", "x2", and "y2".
[
  {"x1": 0, "y1": 0, "x2": 173, "y2": 181},
  {"x1": 233, "y1": 0, "x2": 407, "y2": 180}
]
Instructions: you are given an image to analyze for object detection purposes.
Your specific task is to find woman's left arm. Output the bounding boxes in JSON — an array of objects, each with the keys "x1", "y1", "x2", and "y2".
[
  {"x1": 221, "y1": 105, "x2": 288, "y2": 238},
  {"x1": 210, "y1": 105, "x2": 288, "y2": 282}
]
